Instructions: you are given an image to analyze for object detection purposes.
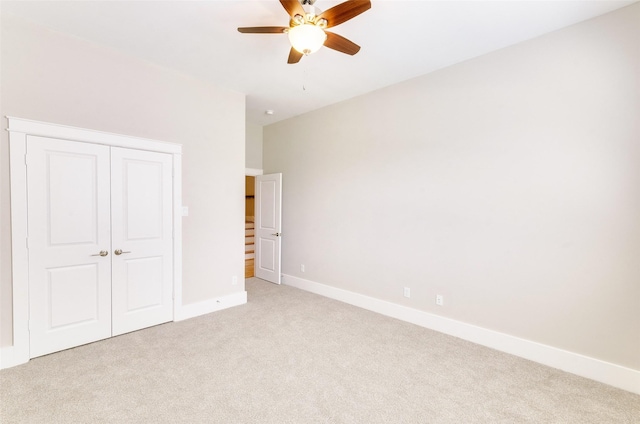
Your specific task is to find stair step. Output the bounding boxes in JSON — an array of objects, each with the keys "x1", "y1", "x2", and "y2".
[
  {"x1": 245, "y1": 219, "x2": 256, "y2": 276},
  {"x1": 245, "y1": 258, "x2": 254, "y2": 278}
]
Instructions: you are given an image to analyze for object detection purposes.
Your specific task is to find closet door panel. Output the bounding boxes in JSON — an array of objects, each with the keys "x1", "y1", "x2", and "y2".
[
  {"x1": 111, "y1": 147, "x2": 173, "y2": 336},
  {"x1": 27, "y1": 136, "x2": 112, "y2": 358}
]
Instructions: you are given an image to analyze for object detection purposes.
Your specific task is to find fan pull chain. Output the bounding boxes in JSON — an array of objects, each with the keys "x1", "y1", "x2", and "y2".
[{"x1": 302, "y1": 67, "x2": 307, "y2": 91}]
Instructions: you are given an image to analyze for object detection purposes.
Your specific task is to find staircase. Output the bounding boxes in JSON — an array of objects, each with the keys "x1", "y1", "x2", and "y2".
[{"x1": 245, "y1": 220, "x2": 255, "y2": 278}]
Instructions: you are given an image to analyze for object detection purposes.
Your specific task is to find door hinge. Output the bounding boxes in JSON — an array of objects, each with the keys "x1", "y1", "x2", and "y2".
[{"x1": 24, "y1": 154, "x2": 28, "y2": 166}]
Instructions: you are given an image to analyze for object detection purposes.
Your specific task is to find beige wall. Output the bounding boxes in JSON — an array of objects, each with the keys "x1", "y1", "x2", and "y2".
[
  {"x1": 245, "y1": 122, "x2": 263, "y2": 170},
  {"x1": 0, "y1": 14, "x2": 246, "y2": 347},
  {"x1": 264, "y1": 4, "x2": 640, "y2": 370}
]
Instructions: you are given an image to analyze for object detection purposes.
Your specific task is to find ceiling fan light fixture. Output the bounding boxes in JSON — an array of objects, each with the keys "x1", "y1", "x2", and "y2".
[
  {"x1": 238, "y1": 0, "x2": 371, "y2": 64},
  {"x1": 288, "y1": 24, "x2": 327, "y2": 55}
]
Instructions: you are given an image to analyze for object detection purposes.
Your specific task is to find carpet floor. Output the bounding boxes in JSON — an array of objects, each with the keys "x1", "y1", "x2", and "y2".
[{"x1": 1, "y1": 278, "x2": 638, "y2": 423}]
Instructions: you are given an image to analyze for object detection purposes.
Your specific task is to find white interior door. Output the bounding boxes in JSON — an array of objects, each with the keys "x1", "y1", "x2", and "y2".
[
  {"x1": 255, "y1": 173, "x2": 282, "y2": 284},
  {"x1": 27, "y1": 136, "x2": 112, "y2": 358},
  {"x1": 111, "y1": 148, "x2": 174, "y2": 336}
]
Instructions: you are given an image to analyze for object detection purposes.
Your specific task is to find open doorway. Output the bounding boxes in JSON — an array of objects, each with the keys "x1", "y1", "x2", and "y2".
[{"x1": 245, "y1": 176, "x2": 255, "y2": 278}]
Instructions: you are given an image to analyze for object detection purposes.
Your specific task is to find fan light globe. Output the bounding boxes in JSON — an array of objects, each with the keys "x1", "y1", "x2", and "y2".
[{"x1": 288, "y1": 24, "x2": 327, "y2": 55}]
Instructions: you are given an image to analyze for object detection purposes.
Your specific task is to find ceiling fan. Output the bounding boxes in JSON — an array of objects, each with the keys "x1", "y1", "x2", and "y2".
[{"x1": 238, "y1": 0, "x2": 371, "y2": 64}]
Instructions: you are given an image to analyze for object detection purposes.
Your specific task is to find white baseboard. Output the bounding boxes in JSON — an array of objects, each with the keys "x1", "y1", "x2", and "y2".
[
  {"x1": 175, "y1": 290, "x2": 247, "y2": 321},
  {"x1": 0, "y1": 345, "x2": 29, "y2": 370},
  {"x1": 282, "y1": 274, "x2": 640, "y2": 395}
]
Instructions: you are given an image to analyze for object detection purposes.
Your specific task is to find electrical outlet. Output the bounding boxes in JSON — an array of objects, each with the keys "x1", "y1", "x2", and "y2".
[
  {"x1": 403, "y1": 287, "x2": 411, "y2": 298},
  {"x1": 232, "y1": 275, "x2": 238, "y2": 285},
  {"x1": 436, "y1": 294, "x2": 444, "y2": 306},
  {"x1": 301, "y1": 264, "x2": 305, "y2": 273}
]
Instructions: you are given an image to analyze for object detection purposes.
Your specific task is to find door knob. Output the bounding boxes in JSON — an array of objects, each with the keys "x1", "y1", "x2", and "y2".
[
  {"x1": 114, "y1": 249, "x2": 131, "y2": 255},
  {"x1": 91, "y1": 250, "x2": 109, "y2": 257},
  {"x1": 271, "y1": 233, "x2": 281, "y2": 237}
]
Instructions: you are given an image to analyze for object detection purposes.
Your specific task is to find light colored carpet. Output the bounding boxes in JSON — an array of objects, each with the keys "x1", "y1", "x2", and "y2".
[{"x1": 1, "y1": 278, "x2": 638, "y2": 423}]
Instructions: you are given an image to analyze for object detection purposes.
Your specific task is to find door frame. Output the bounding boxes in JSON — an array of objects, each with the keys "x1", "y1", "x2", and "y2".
[{"x1": 2, "y1": 117, "x2": 182, "y2": 368}]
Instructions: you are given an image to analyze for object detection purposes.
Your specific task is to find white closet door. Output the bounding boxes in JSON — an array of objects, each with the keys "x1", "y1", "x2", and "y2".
[
  {"x1": 255, "y1": 173, "x2": 282, "y2": 284},
  {"x1": 111, "y1": 147, "x2": 173, "y2": 336},
  {"x1": 27, "y1": 136, "x2": 112, "y2": 358}
]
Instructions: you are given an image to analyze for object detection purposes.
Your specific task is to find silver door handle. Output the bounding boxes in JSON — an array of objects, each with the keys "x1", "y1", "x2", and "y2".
[
  {"x1": 91, "y1": 250, "x2": 109, "y2": 257},
  {"x1": 114, "y1": 249, "x2": 131, "y2": 255},
  {"x1": 271, "y1": 233, "x2": 281, "y2": 237}
]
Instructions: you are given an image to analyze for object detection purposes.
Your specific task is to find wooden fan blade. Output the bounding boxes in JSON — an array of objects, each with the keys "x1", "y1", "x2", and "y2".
[
  {"x1": 280, "y1": 0, "x2": 305, "y2": 18},
  {"x1": 238, "y1": 26, "x2": 288, "y2": 34},
  {"x1": 324, "y1": 31, "x2": 361, "y2": 55},
  {"x1": 318, "y1": 0, "x2": 371, "y2": 28},
  {"x1": 288, "y1": 48, "x2": 304, "y2": 64}
]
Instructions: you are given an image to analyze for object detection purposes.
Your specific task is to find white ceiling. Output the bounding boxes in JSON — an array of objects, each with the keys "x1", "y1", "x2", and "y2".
[{"x1": 1, "y1": 0, "x2": 636, "y2": 126}]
